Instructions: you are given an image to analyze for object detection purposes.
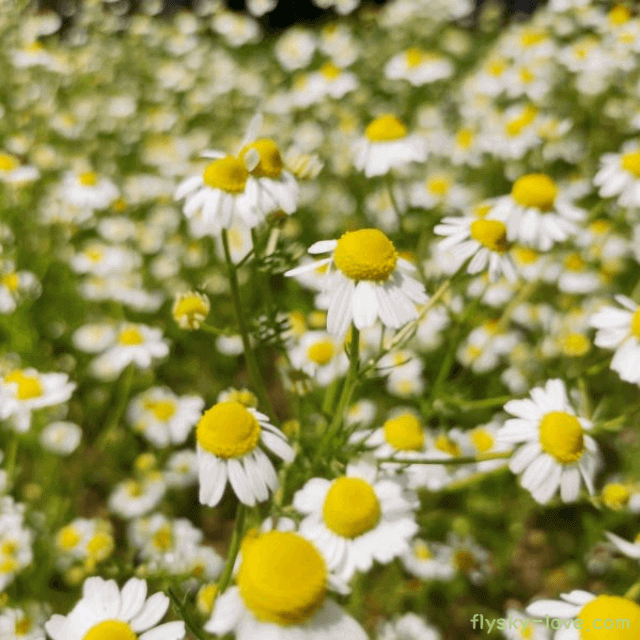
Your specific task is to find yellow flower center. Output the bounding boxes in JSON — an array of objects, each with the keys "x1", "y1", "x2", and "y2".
[
  {"x1": 454, "y1": 550, "x2": 476, "y2": 572},
  {"x1": 630, "y1": 307, "x2": 640, "y2": 339},
  {"x1": 323, "y1": 477, "x2": 381, "y2": 538},
  {"x1": 520, "y1": 30, "x2": 546, "y2": 47},
  {"x1": 57, "y1": 526, "x2": 81, "y2": 550},
  {"x1": 79, "y1": 171, "x2": 98, "y2": 186},
  {"x1": 86, "y1": 248, "x2": 103, "y2": 262},
  {"x1": 152, "y1": 525, "x2": 173, "y2": 551},
  {"x1": 470, "y1": 219, "x2": 509, "y2": 253},
  {"x1": 196, "y1": 401, "x2": 261, "y2": 458},
  {"x1": 427, "y1": 177, "x2": 450, "y2": 196},
  {"x1": 86, "y1": 533, "x2": 113, "y2": 560},
  {"x1": 578, "y1": 595, "x2": 640, "y2": 640},
  {"x1": 435, "y1": 434, "x2": 461, "y2": 457},
  {"x1": 511, "y1": 173, "x2": 557, "y2": 210},
  {"x1": 333, "y1": 229, "x2": 397, "y2": 282},
  {"x1": 560, "y1": 333, "x2": 590, "y2": 357},
  {"x1": 473, "y1": 203, "x2": 492, "y2": 218},
  {"x1": 505, "y1": 106, "x2": 537, "y2": 137},
  {"x1": 4, "y1": 371, "x2": 43, "y2": 400},
  {"x1": 202, "y1": 156, "x2": 249, "y2": 193},
  {"x1": 520, "y1": 67, "x2": 535, "y2": 83},
  {"x1": 413, "y1": 540, "x2": 432, "y2": 560},
  {"x1": 126, "y1": 481, "x2": 143, "y2": 497},
  {"x1": 621, "y1": 151, "x2": 640, "y2": 178},
  {"x1": 470, "y1": 428, "x2": 494, "y2": 453},
  {"x1": 589, "y1": 220, "x2": 611, "y2": 235},
  {"x1": 601, "y1": 483, "x2": 630, "y2": 510},
  {"x1": 383, "y1": 413, "x2": 425, "y2": 451},
  {"x1": 513, "y1": 247, "x2": 539, "y2": 265},
  {"x1": 320, "y1": 61, "x2": 341, "y2": 79},
  {"x1": 237, "y1": 531, "x2": 327, "y2": 626},
  {"x1": 118, "y1": 327, "x2": 144, "y2": 345},
  {"x1": 15, "y1": 617, "x2": 31, "y2": 635},
  {"x1": 609, "y1": 5, "x2": 632, "y2": 26},
  {"x1": 143, "y1": 399, "x2": 177, "y2": 422},
  {"x1": 173, "y1": 293, "x2": 209, "y2": 328},
  {"x1": 0, "y1": 153, "x2": 18, "y2": 173},
  {"x1": 405, "y1": 47, "x2": 423, "y2": 67},
  {"x1": 539, "y1": 411, "x2": 584, "y2": 463},
  {"x1": 488, "y1": 58, "x2": 507, "y2": 76},
  {"x1": 239, "y1": 139, "x2": 283, "y2": 178},
  {"x1": 1, "y1": 273, "x2": 19, "y2": 291},
  {"x1": 564, "y1": 253, "x2": 585, "y2": 272},
  {"x1": 456, "y1": 129, "x2": 474, "y2": 149},
  {"x1": 365, "y1": 115, "x2": 408, "y2": 142},
  {"x1": 306, "y1": 339, "x2": 335, "y2": 365},
  {"x1": 83, "y1": 620, "x2": 137, "y2": 640}
]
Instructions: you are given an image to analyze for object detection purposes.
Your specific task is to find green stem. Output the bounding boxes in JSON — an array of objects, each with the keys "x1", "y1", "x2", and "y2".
[
  {"x1": 221, "y1": 229, "x2": 275, "y2": 421},
  {"x1": 377, "y1": 451, "x2": 512, "y2": 465},
  {"x1": 218, "y1": 503, "x2": 247, "y2": 594},
  {"x1": 313, "y1": 327, "x2": 360, "y2": 470},
  {"x1": 97, "y1": 364, "x2": 134, "y2": 451},
  {"x1": 199, "y1": 323, "x2": 224, "y2": 336},
  {"x1": 167, "y1": 588, "x2": 209, "y2": 640}
]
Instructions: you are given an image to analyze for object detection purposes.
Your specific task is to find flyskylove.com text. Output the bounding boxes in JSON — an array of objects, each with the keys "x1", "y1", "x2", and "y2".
[{"x1": 470, "y1": 613, "x2": 631, "y2": 633}]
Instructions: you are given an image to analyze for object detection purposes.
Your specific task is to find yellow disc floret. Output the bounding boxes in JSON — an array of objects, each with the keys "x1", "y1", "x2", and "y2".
[
  {"x1": 237, "y1": 531, "x2": 327, "y2": 626},
  {"x1": 172, "y1": 291, "x2": 210, "y2": 330},
  {"x1": 118, "y1": 327, "x2": 144, "y2": 345},
  {"x1": 56, "y1": 525, "x2": 81, "y2": 550},
  {"x1": 83, "y1": 620, "x2": 136, "y2": 640},
  {"x1": 578, "y1": 595, "x2": 640, "y2": 640},
  {"x1": 470, "y1": 428, "x2": 494, "y2": 453},
  {"x1": 470, "y1": 219, "x2": 509, "y2": 253},
  {"x1": 405, "y1": 47, "x2": 423, "y2": 68},
  {"x1": 559, "y1": 333, "x2": 590, "y2": 357},
  {"x1": 630, "y1": 307, "x2": 640, "y2": 339},
  {"x1": 196, "y1": 401, "x2": 261, "y2": 458},
  {"x1": 0, "y1": 153, "x2": 18, "y2": 173},
  {"x1": 322, "y1": 477, "x2": 381, "y2": 538},
  {"x1": 143, "y1": 400, "x2": 176, "y2": 422},
  {"x1": 383, "y1": 413, "x2": 425, "y2": 451},
  {"x1": 79, "y1": 171, "x2": 98, "y2": 186},
  {"x1": 3, "y1": 371, "x2": 43, "y2": 400},
  {"x1": 239, "y1": 139, "x2": 283, "y2": 178},
  {"x1": 333, "y1": 229, "x2": 397, "y2": 282},
  {"x1": 365, "y1": 115, "x2": 408, "y2": 142},
  {"x1": 320, "y1": 62, "x2": 341, "y2": 79},
  {"x1": 511, "y1": 174, "x2": 557, "y2": 211},
  {"x1": 306, "y1": 339, "x2": 335, "y2": 365},
  {"x1": 601, "y1": 483, "x2": 630, "y2": 510},
  {"x1": 538, "y1": 411, "x2": 584, "y2": 463},
  {"x1": 621, "y1": 151, "x2": 640, "y2": 178},
  {"x1": 202, "y1": 156, "x2": 249, "y2": 193}
]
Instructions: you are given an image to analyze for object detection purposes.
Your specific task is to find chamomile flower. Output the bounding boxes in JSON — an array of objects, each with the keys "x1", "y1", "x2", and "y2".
[
  {"x1": 294, "y1": 458, "x2": 419, "y2": 582},
  {"x1": 400, "y1": 538, "x2": 456, "y2": 582},
  {"x1": 353, "y1": 115, "x2": 427, "y2": 177},
  {"x1": 500, "y1": 609, "x2": 550, "y2": 640},
  {"x1": 204, "y1": 530, "x2": 367, "y2": 640},
  {"x1": 108, "y1": 473, "x2": 167, "y2": 520},
  {"x1": 39, "y1": 421, "x2": 82, "y2": 456},
  {"x1": 384, "y1": 48, "x2": 454, "y2": 86},
  {"x1": 0, "y1": 368, "x2": 76, "y2": 433},
  {"x1": 0, "y1": 604, "x2": 47, "y2": 640},
  {"x1": 172, "y1": 291, "x2": 210, "y2": 330},
  {"x1": 434, "y1": 214, "x2": 517, "y2": 282},
  {"x1": 289, "y1": 330, "x2": 349, "y2": 386},
  {"x1": 54, "y1": 518, "x2": 115, "y2": 571},
  {"x1": 377, "y1": 613, "x2": 442, "y2": 640},
  {"x1": 590, "y1": 295, "x2": 640, "y2": 384},
  {"x1": 44, "y1": 576, "x2": 185, "y2": 640},
  {"x1": 196, "y1": 401, "x2": 294, "y2": 507},
  {"x1": 59, "y1": 170, "x2": 119, "y2": 210},
  {"x1": 594, "y1": 140, "x2": 640, "y2": 208},
  {"x1": 526, "y1": 591, "x2": 640, "y2": 640},
  {"x1": 0, "y1": 152, "x2": 39, "y2": 185},
  {"x1": 491, "y1": 173, "x2": 585, "y2": 250},
  {"x1": 127, "y1": 387, "x2": 204, "y2": 448},
  {"x1": 497, "y1": 379, "x2": 601, "y2": 504},
  {"x1": 285, "y1": 228, "x2": 428, "y2": 336}
]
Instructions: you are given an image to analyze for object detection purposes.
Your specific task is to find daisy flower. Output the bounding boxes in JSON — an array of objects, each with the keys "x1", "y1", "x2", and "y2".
[
  {"x1": 590, "y1": 295, "x2": 640, "y2": 384},
  {"x1": 288, "y1": 330, "x2": 349, "y2": 386},
  {"x1": 384, "y1": 48, "x2": 454, "y2": 86},
  {"x1": 0, "y1": 262, "x2": 39, "y2": 314},
  {"x1": 127, "y1": 387, "x2": 204, "y2": 448},
  {"x1": 434, "y1": 214, "x2": 517, "y2": 282},
  {"x1": 172, "y1": 291, "x2": 210, "y2": 330},
  {"x1": 39, "y1": 421, "x2": 82, "y2": 456},
  {"x1": 376, "y1": 613, "x2": 442, "y2": 640},
  {"x1": 285, "y1": 228, "x2": 428, "y2": 336},
  {"x1": 594, "y1": 139, "x2": 640, "y2": 208},
  {"x1": 353, "y1": 115, "x2": 427, "y2": 177},
  {"x1": 526, "y1": 591, "x2": 640, "y2": 640},
  {"x1": 293, "y1": 458, "x2": 419, "y2": 582},
  {"x1": 0, "y1": 152, "x2": 39, "y2": 185},
  {"x1": 59, "y1": 170, "x2": 119, "y2": 210},
  {"x1": 195, "y1": 401, "x2": 294, "y2": 507},
  {"x1": 204, "y1": 530, "x2": 367, "y2": 640},
  {"x1": 108, "y1": 473, "x2": 167, "y2": 520},
  {"x1": 0, "y1": 368, "x2": 76, "y2": 433},
  {"x1": 500, "y1": 608, "x2": 550, "y2": 640},
  {"x1": 490, "y1": 173, "x2": 585, "y2": 250},
  {"x1": 0, "y1": 604, "x2": 47, "y2": 640},
  {"x1": 400, "y1": 538, "x2": 456, "y2": 582},
  {"x1": 497, "y1": 379, "x2": 601, "y2": 504},
  {"x1": 44, "y1": 576, "x2": 185, "y2": 640}
]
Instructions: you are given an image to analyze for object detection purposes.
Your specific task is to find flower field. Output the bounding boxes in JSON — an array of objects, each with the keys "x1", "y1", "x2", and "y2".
[{"x1": 1, "y1": 0, "x2": 640, "y2": 638}]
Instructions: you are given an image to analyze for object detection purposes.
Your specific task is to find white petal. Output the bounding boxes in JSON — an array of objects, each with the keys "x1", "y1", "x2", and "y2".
[
  {"x1": 119, "y1": 578, "x2": 148, "y2": 621},
  {"x1": 227, "y1": 458, "x2": 256, "y2": 506},
  {"x1": 139, "y1": 621, "x2": 186, "y2": 640},
  {"x1": 352, "y1": 281, "x2": 379, "y2": 329},
  {"x1": 130, "y1": 593, "x2": 170, "y2": 633}
]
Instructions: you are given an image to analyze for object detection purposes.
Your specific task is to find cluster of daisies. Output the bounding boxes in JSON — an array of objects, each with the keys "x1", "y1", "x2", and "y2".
[{"x1": 3, "y1": 0, "x2": 640, "y2": 639}]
